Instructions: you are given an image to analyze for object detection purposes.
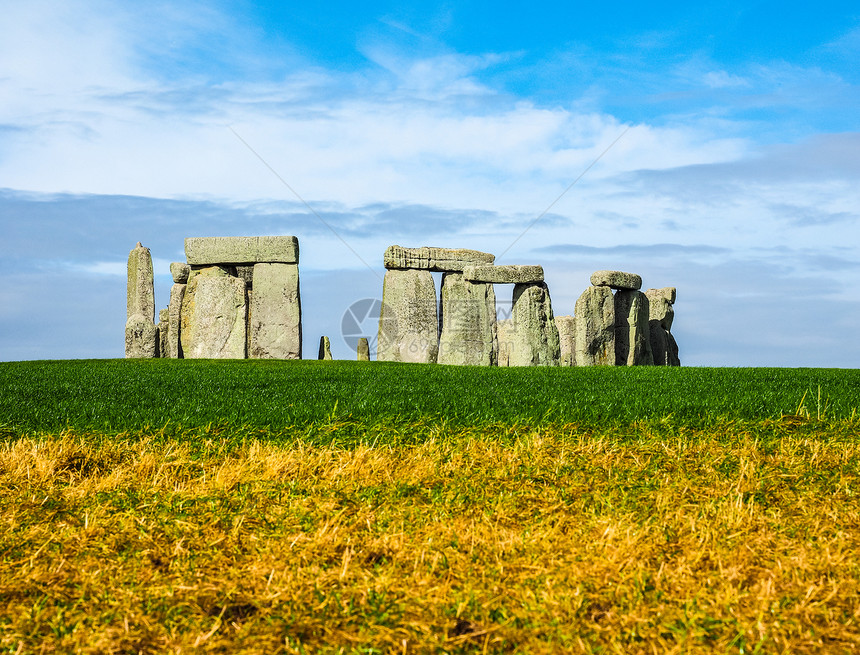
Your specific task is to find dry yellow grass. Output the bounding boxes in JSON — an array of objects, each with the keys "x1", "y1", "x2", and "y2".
[{"x1": 2, "y1": 420, "x2": 860, "y2": 653}]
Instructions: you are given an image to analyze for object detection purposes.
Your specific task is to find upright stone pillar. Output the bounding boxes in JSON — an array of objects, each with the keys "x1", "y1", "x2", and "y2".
[
  {"x1": 249, "y1": 263, "x2": 301, "y2": 359},
  {"x1": 614, "y1": 290, "x2": 653, "y2": 366},
  {"x1": 125, "y1": 242, "x2": 157, "y2": 358},
  {"x1": 555, "y1": 316, "x2": 576, "y2": 366},
  {"x1": 437, "y1": 273, "x2": 497, "y2": 366},
  {"x1": 318, "y1": 336, "x2": 332, "y2": 360},
  {"x1": 645, "y1": 287, "x2": 680, "y2": 366},
  {"x1": 167, "y1": 263, "x2": 189, "y2": 359},
  {"x1": 357, "y1": 338, "x2": 370, "y2": 361},
  {"x1": 506, "y1": 282, "x2": 560, "y2": 366},
  {"x1": 377, "y1": 269, "x2": 439, "y2": 363},
  {"x1": 574, "y1": 286, "x2": 615, "y2": 366},
  {"x1": 180, "y1": 266, "x2": 247, "y2": 359},
  {"x1": 157, "y1": 308, "x2": 169, "y2": 358}
]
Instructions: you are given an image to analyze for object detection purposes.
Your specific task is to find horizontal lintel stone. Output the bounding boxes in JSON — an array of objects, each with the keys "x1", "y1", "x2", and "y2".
[
  {"x1": 384, "y1": 245, "x2": 494, "y2": 272},
  {"x1": 590, "y1": 270, "x2": 642, "y2": 291},
  {"x1": 185, "y1": 236, "x2": 299, "y2": 265},
  {"x1": 463, "y1": 265, "x2": 544, "y2": 284}
]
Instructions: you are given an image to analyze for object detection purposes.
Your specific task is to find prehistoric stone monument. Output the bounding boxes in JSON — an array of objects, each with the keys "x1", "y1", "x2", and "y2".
[
  {"x1": 377, "y1": 246, "x2": 561, "y2": 367},
  {"x1": 126, "y1": 236, "x2": 680, "y2": 367},
  {"x1": 376, "y1": 247, "x2": 680, "y2": 368},
  {"x1": 126, "y1": 236, "x2": 302, "y2": 360}
]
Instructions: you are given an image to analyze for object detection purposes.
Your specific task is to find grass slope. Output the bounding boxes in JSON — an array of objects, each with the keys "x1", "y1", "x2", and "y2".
[{"x1": 1, "y1": 360, "x2": 859, "y2": 435}]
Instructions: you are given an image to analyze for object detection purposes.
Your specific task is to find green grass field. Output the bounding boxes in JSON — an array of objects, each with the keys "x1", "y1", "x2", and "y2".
[
  {"x1": 1, "y1": 360, "x2": 859, "y2": 653},
  {"x1": 1, "y1": 360, "x2": 858, "y2": 436}
]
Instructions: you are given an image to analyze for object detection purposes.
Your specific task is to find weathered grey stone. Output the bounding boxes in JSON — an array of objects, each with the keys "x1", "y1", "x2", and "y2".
[
  {"x1": 645, "y1": 288, "x2": 679, "y2": 366},
  {"x1": 157, "y1": 308, "x2": 169, "y2": 358},
  {"x1": 574, "y1": 286, "x2": 615, "y2": 366},
  {"x1": 645, "y1": 288, "x2": 675, "y2": 330},
  {"x1": 646, "y1": 287, "x2": 676, "y2": 305},
  {"x1": 167, "y1": 283, "x2": 186, "y2": 358},
  {"x1": 437, "y1": 273, "x2": 497, "y2": 366},
  {"x1": 185, "y1": 236, "x2": 299, "y2": 265},
  {"x1": 505, "y1": 283, "x2": 560, "y2": 366},
  {"x1": 496, "y1": 319, "x2": 513, "y2": 367},
  {"x1": 248, "y1": 263, "x2": 301, "y2": 360},
  {"x1": 555, "y1": 315, "x2": 577, "y2": 367},
  {"x1": 614, "y1": 290, "x2": 653, "y2": 366},
  {"x1": 235, "y1": 265, "x2": 255, "y2": 289},
  {"x1": 384, "y1": 245, "x2": 494, "y2": 272},
  {"x1": 318, "y1": 336, "x2": 332, "y2": 360},
  {"x1": 180, "y1": 268, "x2": 247, "y2": 358},
  {"x1": 590, "y1": 270, "x2": 642, "y2": 291},
  {"x1": 377, "y1": 269, "x2": 439, "y2": 363},
  {"x1": 463, "y1": 265, "x2": 544, "y2": 284},
  {"x1": 127, "y1": 242, "x2": 154, "y2": 322},
  {"x1": 357, "y1": 338, "x2": 370, "y2": 361},
  {"x1": 170, "y1": 262, "x2": 190, "y2": 284},
  {"x1": 125, "y1": 313, "x2": 157, "y2": 358}
]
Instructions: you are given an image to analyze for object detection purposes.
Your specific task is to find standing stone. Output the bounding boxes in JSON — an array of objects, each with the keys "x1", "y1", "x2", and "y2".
[
  {"x1": 437, "y1": 273, "x2": 497, "y2": 366},
  {"x1": 357, "y1": 337, "x2": 370, "y2": 361},
  {"x1": 167, "y1": 283, "x2": 186, "y2": 358},
  {"x1": 614, "y1": 290, "x2": 653, "y2": 366},
  {"x1": 377, "y1": 269, "x2": 439, "y2": 363},
  {"x1": 555, "y1": 316, "x2": 577, "y2": 367},
  {"x1": 506, "y1": 282, "x2": 560, "y2": 366},
  {"x1": 645, "y1": 287, "x2": 680, "y2": 366},
  {"x1": 125, "y1": 242, "x2": 157, "y2": 358},
  {"x1": 318, "y1": 336, "x2": 332, "y2": 360},
  {"x1": 180, "y1": 267, "x2": 247, "y2": 359},
  {"x1": 248, "y1": 263, "x2": 301, "y2": 359},
  {"x1": 127, "y1": 242, "x2": 155, "y2": 322},
  {"x1": 125, "y1": 314, "x2": 157, "y2": 359},
  {"x1": 574, "y1": 286, "x2": 615, "y2": 366},
  {"x1": 157, "y1": 308, "x2": 169, "y2": 358},
  {"x1": 497, "y1": 319, "x2": 513, "y2": 367}
]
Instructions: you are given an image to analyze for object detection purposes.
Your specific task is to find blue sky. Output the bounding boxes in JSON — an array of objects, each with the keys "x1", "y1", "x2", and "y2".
[{"x1": 1, "y1": 0, "x2": 858, "y2": 365}]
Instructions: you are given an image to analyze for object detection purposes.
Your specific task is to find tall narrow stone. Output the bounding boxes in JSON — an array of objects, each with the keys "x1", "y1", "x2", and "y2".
[
  {"x1": 125, "y1": 242, "x2": 156, "y2": 358},
  {"x1": 318, "y1": 336, "x2": 332, "y2": 360},
  {"x1": 437, "y1": 273, "x2": 497, "y2": 366},
  {"x1": 645, "y1": 287, "x2": 680, "y2": 366},
  {"x1": 377, "y1": 269, "x2": 439, "y2": 363},
  {"x1": 555, "y1": 316, "x2": 577, "y2": 367},
  {"x1": 614, "y1": 290, "x2": 653, "y2": 366},
  {"x1": 574, "y1": 286, "x2": 615, "y2": 366},
  {"x1": 180, "y1": 267, "x2": 247, "y2": 359},
  {"x1": 248, "y1": 263, "x2": 301, "y2": 359},
  {"x1": 157, "y1": 308, "x2": 169, "y2": 358},
  {"x1": 357, "y1": 338, "x2": 370, "y2": 361},
  {"x1": 506, "y1": 282, "x2": 560, "y2": 366},
  {"x1": 127, "y1": 242, "x2": 155, "y2": 322},
  {"x1": 167, "y1": 283, "x2": 186, "y2": 358}
]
